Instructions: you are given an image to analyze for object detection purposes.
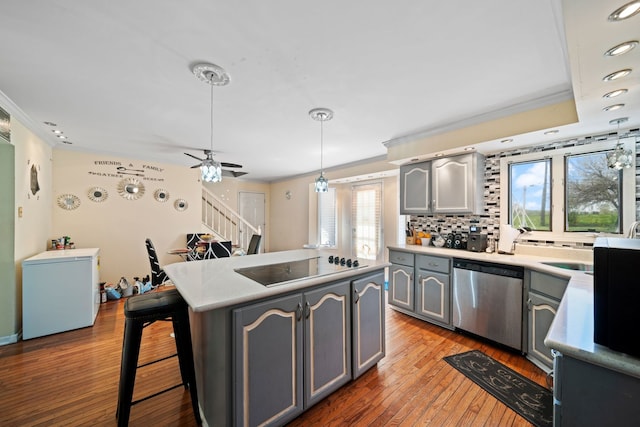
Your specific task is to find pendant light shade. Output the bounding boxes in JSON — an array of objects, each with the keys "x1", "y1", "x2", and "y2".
[
  {"x1": 310, "y1": 108, "x2": 333, "y2": 193},
  {"x1": 607, "y1": 117, "x2": 633, "y2": 170},
  {"x1": 192, "y1": 63, "x2": 230, "y2": 183}
]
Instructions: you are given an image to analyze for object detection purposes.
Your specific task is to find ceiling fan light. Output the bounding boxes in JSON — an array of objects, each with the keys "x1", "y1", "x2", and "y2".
[
  {"x1": 201, "y1": 161, "x2": 222, "y2": 183},
  {"x1": 315, "y1": 173, "x2": 329, "y2": 192}
]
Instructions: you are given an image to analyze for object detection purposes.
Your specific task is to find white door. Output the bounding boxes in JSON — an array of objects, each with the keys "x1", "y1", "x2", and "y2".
[{"x1": 239, "y1": 192, "x2": 265, "y2": 250}]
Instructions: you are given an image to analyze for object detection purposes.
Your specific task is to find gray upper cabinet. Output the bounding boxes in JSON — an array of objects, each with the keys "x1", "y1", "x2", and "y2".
[
  {"x1": 431, "y1": 152, "x2": 485, "y2": 214},
  {"x1": 352, "y1": 272, "x2": 385, "y2": 378},
  {"x1": 400, "y1": 161, "x2": 431, "y2": 214}
]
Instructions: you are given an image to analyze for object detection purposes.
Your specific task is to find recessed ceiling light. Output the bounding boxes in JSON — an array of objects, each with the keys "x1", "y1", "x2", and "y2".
[
  {"x1": 434, "y1": 153, "x2": 444, "y2": 157},
  {"x1": 603, "y1": 69, "x2": 632, "y2": 81},
  {"x1": 609, "y1": 117, "x2": 629, "y2": 125},
  {"x1": 57, "y1": 135, "x2": 67, "y2": 139},
  {"x1": 52, "y1": 129, "x2": 63, "y2": 134},
  {"x1": 62, "y1": 141, "x2": 73, "y2": 145},
  {"x1": 604, "y1": 41, "x2": 638, "y2": 56},
  {"x1": 603, "y1": 104, "x2": 624, "y2": 111},
  {"x1": 608, "y1": 1, "x2": 640, "y2": 21},
  {"x1": 464, "y1": 147, "x2": 475, "y2": 151},
  {"x1": 603, "y1": 104, "x2": 625, "y2": 112},
  {"x1": 500, "y1": 138, "x2": 513, "y2": 144},
  {"x1": 603, "y1": 89, "x2": 628, "y2": 98},
  {"x1": 544, "y1": 130, "x2": 559, "y2": 135},
  {"x1": 43, "y1": 121, "x2": 57, "y2": 127}
]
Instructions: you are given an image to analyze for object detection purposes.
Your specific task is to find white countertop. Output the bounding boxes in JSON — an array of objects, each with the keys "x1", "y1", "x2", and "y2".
[
  {"x1": 23, "y1": 248, "x2": 100, "y2": 263},
  {"x1": 391, "y1": 243, "x2": 640, "y2": 379},
  {"x1": 164, "y1": 249, "x2": 390, "y2": 312}
]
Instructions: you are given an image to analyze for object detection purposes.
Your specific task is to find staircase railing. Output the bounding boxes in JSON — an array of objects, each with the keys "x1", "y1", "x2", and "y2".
[{"x1": 201, "y1": 187, "x2": 261, "y2": 252}]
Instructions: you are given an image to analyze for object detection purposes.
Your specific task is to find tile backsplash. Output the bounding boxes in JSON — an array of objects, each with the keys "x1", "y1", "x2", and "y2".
[{"x1": 410, "y1": 129, "x2": 640, "y2": 251}]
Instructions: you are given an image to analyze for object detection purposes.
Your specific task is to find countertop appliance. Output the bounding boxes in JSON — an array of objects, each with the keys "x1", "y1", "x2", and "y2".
[
  {"x1": 452, "y1": 259, "x2": 524, "y2": 350},
  {"x1": 593, "y1": 237, "x2": 640, "y2": 357},
  {"x1": 235, "y1": 255, "x2": 365, "y2": 287},
  {"x1": 467, "y1": 226, "x2": 487, "y2": 252},
  {"x1": 22, "y1": 248, "x2": 100, "y2": 339}
]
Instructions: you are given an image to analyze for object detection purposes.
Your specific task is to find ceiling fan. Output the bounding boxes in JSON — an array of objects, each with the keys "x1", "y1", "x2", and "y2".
[{"x1": 184, "y1": 150, "x2": 247, "y2": 178}]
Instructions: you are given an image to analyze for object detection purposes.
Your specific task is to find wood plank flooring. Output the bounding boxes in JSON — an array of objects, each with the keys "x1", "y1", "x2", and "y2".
[{"x1": 0, "y1": 291, "x2": 546, "y2": 426}]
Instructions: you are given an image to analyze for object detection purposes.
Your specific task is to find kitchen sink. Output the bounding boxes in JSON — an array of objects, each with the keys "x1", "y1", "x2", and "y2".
[{"x1": 541, "y1": 261, "x2": 593, "y2": 273}]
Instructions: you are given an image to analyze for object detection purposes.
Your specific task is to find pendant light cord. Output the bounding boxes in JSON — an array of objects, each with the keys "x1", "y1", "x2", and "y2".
[
  {"x1": 320, "y1": 114, "x2": 324, "y2": 173},
  {"x1": 210, "y1": 82, "x2": 214, "y2": 152}
]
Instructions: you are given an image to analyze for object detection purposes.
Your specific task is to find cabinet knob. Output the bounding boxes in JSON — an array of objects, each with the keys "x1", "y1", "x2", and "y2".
[
  {"x1": 304, "y1": 301, "x2": 310, "y2": 319},
  {"x1": 353, "y1": 288, "x2": 360, "y2": 304},
  {"x1": 296, "y1": 303, "x2": 303, "y2": 321}
]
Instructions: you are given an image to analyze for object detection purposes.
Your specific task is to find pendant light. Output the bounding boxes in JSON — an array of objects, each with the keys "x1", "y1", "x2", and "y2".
[
  {"x1": 606, "y1": 117, "x2": 633, "y2": 170},
  {"x1": 192, "y1": 63, "x2": 230, "y2": 183},
  {"x1": 310, "y1": 108, "x2": 333, "y2": 192}
]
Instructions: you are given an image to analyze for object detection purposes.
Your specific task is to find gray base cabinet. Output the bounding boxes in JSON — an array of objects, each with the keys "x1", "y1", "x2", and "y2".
[
  {"x1": 526, "y1": 270, "x2": 568, "y2": 371},
  {"x1": 553, "y1": 352, "x2": 640, "y2": 426},
  {"x1": 416, "y1": 270, "x2": 450, "y2": 325},
  {"x1": 389, "y1": 264, "x2": 414, "y2": 310},
  {"x1": 233, "y1": 281, "x2": 351, "y2": 427},
  {"x1": 231, "y1": 273, "x2": 384, "y2": 427},
  {"x1": 352, "y1": 272, "x2": 385, "y2": 378}
]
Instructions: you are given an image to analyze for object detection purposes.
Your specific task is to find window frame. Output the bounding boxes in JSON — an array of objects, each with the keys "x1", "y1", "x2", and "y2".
[{"x1": 499, "y1": 137, "x2": 636, "y2": 243}]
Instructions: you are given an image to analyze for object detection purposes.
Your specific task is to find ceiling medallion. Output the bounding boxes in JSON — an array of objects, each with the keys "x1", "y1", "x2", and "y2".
[
  {"x1": 117, "y1": 177, "x2": 145, "y2": 200},
  {"x1": 192, "y1": 63, "x2": 230, "y2": 86},
  {"x1": 154, "y1": 188, "x2": 170, "y2": 202},
  {"x1": 57, "y1": 194, "x2": 80, "y2": 210},
  {"x1": 174, "y1": 199, "x2": 189, "y2": 211},
  {"x1": 87, "y1": 187, "x2": 108, "y2": 202}
]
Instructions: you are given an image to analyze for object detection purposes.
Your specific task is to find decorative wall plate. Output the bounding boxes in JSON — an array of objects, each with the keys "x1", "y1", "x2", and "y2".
[
  {"x1": 57, "y1": 193, "x2": 80, "y2": 210},
  {"x1": 87, "y1": 187, "x2": 108, "y2": 202},
  {"x1": 154, "y1": 188, "x2": 170, "y2": 202},
  {"x1": 174, "y1": 199, "x2": 188, "y2": 211},
  {"x1": 117, "y1": 178, "x2": 145, "y2": 200}
]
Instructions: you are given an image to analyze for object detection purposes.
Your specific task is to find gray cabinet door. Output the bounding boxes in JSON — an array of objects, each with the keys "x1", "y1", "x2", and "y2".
[
  {"x1": 303, "y1": 281, "x2": 352, "y2": 407},
  {"x1": 527, "y1": 292, "x2": 558, "y2": 368},
  {"x1": 416, "y1": 270, "x2": 450, "y2": 325},
  {"x1": 352, "y1": 272, "x2": 385, "y2": 378},
  {"x1": 388, "y1": 264, "x2": 414, "y2": 310},
  {"x1": 233, "y1": 293, "x2": 304, "y2": 427},
  {"x1": 432, "y1": 153, "x2": 484, "y2": 214},
  {"x1": 400, "y1": 161, "x2": 431, "y2": 214}
]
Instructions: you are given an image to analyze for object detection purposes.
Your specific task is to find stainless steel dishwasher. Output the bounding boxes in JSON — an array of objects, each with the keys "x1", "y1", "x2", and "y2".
[{"x1": 452, "y1": 259, "x2": 524, "y2": 351}]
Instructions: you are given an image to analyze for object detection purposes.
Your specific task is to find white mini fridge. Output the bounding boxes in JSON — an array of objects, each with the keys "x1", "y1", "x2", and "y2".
[{"x1": 22, "y1": 248, "x2": 100, "y2": 339}]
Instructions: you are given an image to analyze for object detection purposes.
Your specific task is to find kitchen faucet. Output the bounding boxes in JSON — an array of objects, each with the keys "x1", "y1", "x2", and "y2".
[{"x1": 627, "y1": 221, "x2": 640, "y2": 238}]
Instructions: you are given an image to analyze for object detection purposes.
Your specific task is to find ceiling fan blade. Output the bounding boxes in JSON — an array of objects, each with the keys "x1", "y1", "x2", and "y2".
[
  {"x1": 184, "y1": 152, "x2": 205, "y2": 161},
  {"x1": 222, "y1": 169, "x2": 248, "y2": 178},
  {"x1": 190, "y1": 164, "x2": 201, "y2": 169},
  {"x1": 221, "y1": 162, "x2": 243, "y2": 169}
]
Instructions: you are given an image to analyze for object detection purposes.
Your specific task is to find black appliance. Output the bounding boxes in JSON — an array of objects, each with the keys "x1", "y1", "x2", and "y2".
[
  {"x1": 593, "y1": 237, "x2": 640, "y2": 357},
  {"x1": 445, "y1": 233, "x2": 454, "y2": 248},
  {"x1": 467, "y1": 226, "x2": 487, "y2": 252},
  {"x1": 453, "y1": 234, "x2": 466, "y2": 249}
]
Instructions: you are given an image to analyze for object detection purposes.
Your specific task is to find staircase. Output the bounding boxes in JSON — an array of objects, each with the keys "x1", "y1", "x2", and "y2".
[{"x1": 201, "y1": 187, "x2": 261, "y2": 252}]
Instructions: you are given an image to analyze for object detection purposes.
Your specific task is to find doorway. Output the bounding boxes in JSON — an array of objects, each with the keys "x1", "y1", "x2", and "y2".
[{"x1": 239, "y1": 192, "x2": 265, "y2": 252}]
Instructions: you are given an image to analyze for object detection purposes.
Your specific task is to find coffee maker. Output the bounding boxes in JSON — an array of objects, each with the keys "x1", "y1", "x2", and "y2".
[{"x1": 467, "y1": 225, "x2": 487, "y2": 252}]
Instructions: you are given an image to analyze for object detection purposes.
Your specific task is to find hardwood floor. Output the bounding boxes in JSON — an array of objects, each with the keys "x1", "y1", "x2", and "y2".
[{"x1": 0, "y1": 292, "x2": 546, "y2": 426}]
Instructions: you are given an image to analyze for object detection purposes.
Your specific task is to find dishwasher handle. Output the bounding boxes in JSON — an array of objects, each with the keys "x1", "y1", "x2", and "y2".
[{"x1": 453, "y1": 258, "x2": 524, "y2": 279}]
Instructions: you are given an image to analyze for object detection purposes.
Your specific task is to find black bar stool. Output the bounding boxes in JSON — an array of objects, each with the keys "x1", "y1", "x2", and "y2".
[{"x1": 116, "y1": 289, "x2": 201, "y2": 426}]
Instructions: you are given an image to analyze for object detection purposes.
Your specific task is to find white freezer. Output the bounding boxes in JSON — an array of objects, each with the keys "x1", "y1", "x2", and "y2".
[{"x1": 22, "y1": 248, "x2": 100, "y2": 339}]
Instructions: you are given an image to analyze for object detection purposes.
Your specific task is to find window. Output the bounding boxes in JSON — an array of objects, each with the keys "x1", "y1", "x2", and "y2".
[
  {"x1": 318, "y1": 187, "x2": 337, "y2": 247},
  {"x1": 500, "y1": 137, "x2": 636, "y2": 241},
  {"x1": 508, "y1": 159, "x2": 551, "y2": 231},
  {"x1": 565, "y1": 151, "x2": 621, "y2": 233},
  {"x1": 352, "y1": 182, "x2": 382, "y2": 260}
]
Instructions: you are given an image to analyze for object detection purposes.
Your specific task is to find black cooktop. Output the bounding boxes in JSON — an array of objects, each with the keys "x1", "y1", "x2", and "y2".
[{"x1": 234, "y1": 256, "x2": 366, "y2": 287}]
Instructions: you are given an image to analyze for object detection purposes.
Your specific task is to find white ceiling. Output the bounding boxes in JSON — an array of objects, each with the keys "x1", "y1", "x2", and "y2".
[{"x1": 0, "y1": 0, "x2": 638, "y2": 181}]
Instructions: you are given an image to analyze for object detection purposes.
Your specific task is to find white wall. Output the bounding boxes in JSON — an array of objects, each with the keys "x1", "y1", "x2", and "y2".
[
  {"x1": 52, "y1": 150, "x2": 202, "y2": 285},
  {"x1": 5, "y1": 119, "x2": 53, "y2": 341}
]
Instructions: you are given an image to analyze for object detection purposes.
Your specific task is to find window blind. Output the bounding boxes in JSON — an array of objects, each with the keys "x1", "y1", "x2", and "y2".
[{"x1": 318, "y1": 187, "x2": 337, "y2": 247}]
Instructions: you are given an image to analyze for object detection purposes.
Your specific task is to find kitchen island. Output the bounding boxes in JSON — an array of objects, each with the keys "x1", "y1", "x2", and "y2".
[{"x1": 164, "y1": 249, "x2": 389, "y2": 427}]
